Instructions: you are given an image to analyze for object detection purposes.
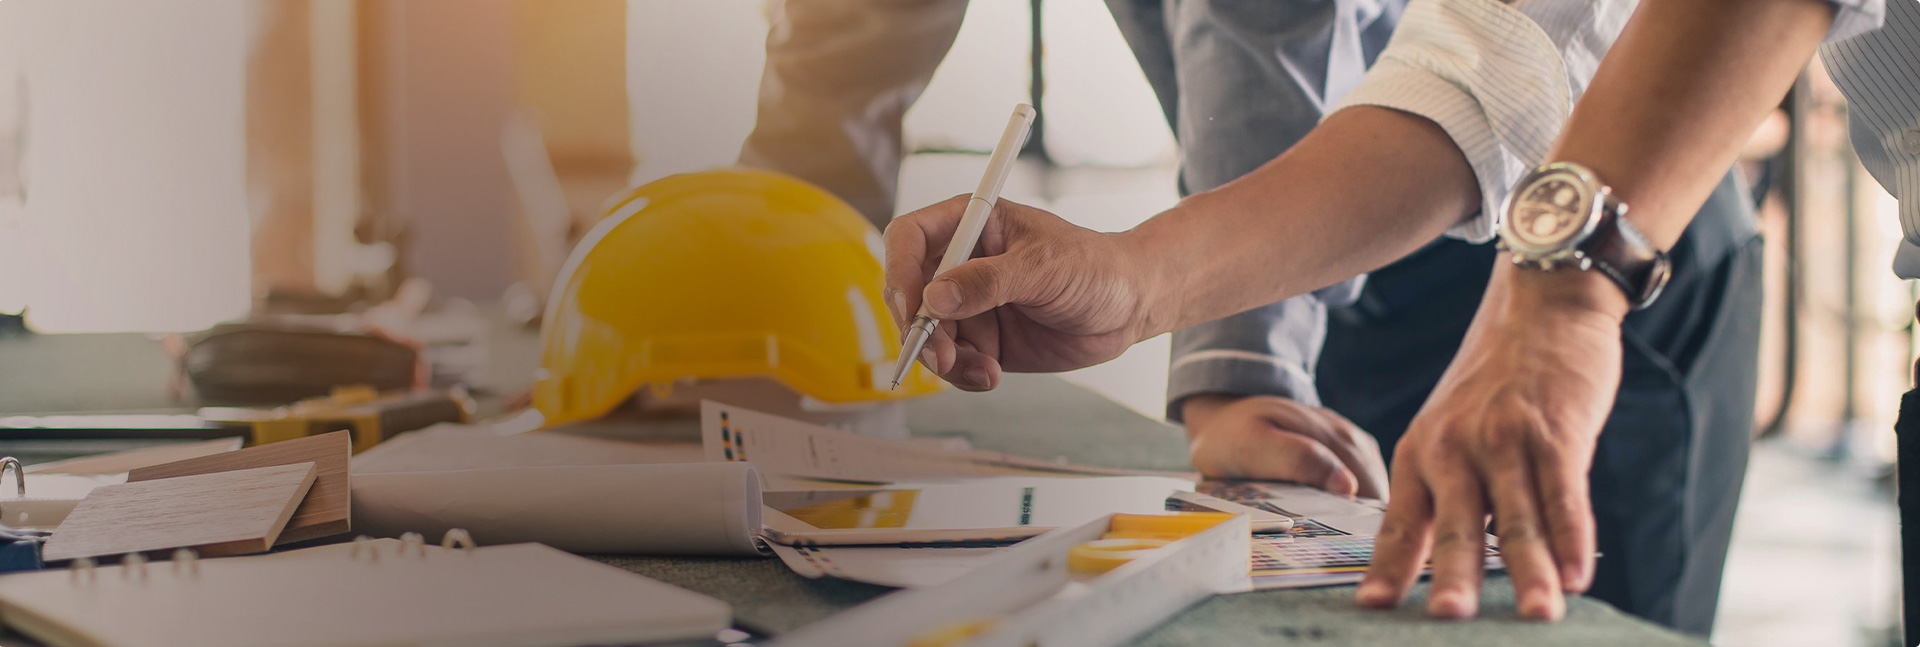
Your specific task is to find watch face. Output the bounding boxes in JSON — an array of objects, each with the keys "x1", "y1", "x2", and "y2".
[{"x1": 1507, "y1": 172, "x2": 1595, "y2": 251}]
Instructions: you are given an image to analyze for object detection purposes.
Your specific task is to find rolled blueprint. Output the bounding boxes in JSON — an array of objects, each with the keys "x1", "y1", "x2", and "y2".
[{"x1": 351, "y1": 462, "x2": 765, "y2": 556}]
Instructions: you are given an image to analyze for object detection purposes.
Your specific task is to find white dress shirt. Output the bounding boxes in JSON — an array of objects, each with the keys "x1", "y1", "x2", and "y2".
[{"x1": 1329, "y1": 0, "x2": 1894, "y2": 249}]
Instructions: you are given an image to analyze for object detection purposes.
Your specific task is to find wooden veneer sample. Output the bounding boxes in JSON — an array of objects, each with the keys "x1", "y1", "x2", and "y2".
[
  {"x1": 42, "y1": 462, "x2": 317, "y2": 561},
  {"x1": 127, "y1": 431, "x2": 351, "y2": 545}
]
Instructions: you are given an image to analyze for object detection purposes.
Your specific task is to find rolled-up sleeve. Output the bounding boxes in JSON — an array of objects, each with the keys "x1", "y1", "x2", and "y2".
[
  {"x1": 1328, "y1": 0, "x2": 1580, "y2": 244},
  {"x1": 1166, "y1": 279, "x2": 1364, "y2": 419},
  {"x1": 1825, "y1": 0, "x2": 1889, "y2": 43}
]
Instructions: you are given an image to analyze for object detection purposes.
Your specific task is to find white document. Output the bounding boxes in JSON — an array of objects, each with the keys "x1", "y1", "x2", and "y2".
[
  {"x1": 701, "y1": 400, "x2": 1183, "y2": 482},
  {"x1": 351, "y1": 423, "x2": 703, "y2": 474},
  {"x1": 769, "y1": 542, "x2": 1003, "y2": 589},
  {"x1": 24, "y1": 438, "x2": 243, "y2": 475},
  {"x1": 349, "y1": 422, "x2": 766, "y2": 556},
  {"x1": 351, "y1": 462, "x2": 766, "y2": 556},
  {"x1": 0, "y1": 473, "x2": 126, "y2": 529}
]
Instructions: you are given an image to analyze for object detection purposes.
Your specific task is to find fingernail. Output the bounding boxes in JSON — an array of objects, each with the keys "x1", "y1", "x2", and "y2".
[
  {"x1": 1429, "y1": 591, "x2": 1475, "y2": 619},
  {"x1": 925, "y1": 280, "x2": 962, "y2": 317},
  {"x1": 1355, "y1": 582, "x2": 1392, "y2": 608},
  {"x1": 964, "y1": 367, "x2": 990, "y2": 387},
  {"x1": 889, "y1": 289, "x2": 907, "y2": 325},
  {"x1": 1560, "y1": 565, "x2": 1584, "y2": 592},
  {"x1": 919, "y1": 348, "x2": 937, "y2": 372},
  {"x1": 1521, "y1": 591, "x2": 1565, "y2": 621}
]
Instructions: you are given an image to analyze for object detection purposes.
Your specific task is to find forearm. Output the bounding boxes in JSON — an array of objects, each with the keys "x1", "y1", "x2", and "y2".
[
  {"x1": 1554, "y1": 0, "x2": 1834, "y2": 250},
  {"x1": 1502, "y1": 0, "x2": 1834, "y2": 319},
  {"x1": 1126, "y1": 107, "x2": 1480, "y2": 336}
]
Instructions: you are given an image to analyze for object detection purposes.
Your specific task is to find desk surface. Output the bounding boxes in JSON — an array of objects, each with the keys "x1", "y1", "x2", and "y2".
[{"x1": 0, "y1": 332, "x2": 1704, "y2": 646}]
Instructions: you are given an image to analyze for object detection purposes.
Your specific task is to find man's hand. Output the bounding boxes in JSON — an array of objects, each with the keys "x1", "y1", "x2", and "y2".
[
  {"x1": 882, "y1": 196, "x2": 1162, "y2": 390},
  {"x1": 1183, "y1": 394, "x2": 1389, "y2": 500},
  {"x1": 1356, "y1": 263, "x2": 1628, "y2": 621}
]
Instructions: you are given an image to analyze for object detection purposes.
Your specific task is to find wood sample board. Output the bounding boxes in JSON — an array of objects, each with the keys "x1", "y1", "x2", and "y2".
[
  {"x1": 42, "y1": 463, "x2": 317, "y2": 562},
  {"x1": 128, "y1": 431, "x2": 351, "y2": 544}
]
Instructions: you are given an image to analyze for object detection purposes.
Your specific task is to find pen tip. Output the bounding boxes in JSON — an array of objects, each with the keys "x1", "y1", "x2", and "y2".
[{"x1": 889, "y1": 380, "x2": 901, "y2": 390}]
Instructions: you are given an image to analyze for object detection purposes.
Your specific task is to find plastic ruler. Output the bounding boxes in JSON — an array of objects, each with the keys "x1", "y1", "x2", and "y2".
[{"x1": 769, "y1": 513, "x2": 1252, "y2": 647}]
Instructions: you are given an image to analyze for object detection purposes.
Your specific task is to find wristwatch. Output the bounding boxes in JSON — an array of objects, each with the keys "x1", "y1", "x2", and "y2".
[{"x1": 1496, "y1": 162, "x2": 1672, "y2": 310}]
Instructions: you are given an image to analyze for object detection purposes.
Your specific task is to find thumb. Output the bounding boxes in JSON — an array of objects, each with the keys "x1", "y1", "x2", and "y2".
[{"x1": 922, "y1": 253, "x2": 1039, "y2": 321}]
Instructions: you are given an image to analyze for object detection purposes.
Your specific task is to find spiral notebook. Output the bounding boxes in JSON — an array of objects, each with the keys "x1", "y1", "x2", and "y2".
[{"x1": 0, "y1": 538, "x2": 731, "y2": 647}]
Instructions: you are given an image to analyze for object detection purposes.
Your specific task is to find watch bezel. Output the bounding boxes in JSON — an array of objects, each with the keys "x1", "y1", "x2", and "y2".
[{"x1": 1499, "y1": 162, "x2": 1609, "y2": 262}]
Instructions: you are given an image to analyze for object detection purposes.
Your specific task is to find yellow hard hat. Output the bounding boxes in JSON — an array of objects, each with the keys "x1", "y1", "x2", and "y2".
[{"x1": 534, "y1": 168, "x2": 940, "y2": 427}]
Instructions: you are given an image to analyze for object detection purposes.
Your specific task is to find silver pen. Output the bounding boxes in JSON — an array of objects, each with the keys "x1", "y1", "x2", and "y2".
[{"x1": 890, "y1": 103, "x2": 1036, "y2": 389}]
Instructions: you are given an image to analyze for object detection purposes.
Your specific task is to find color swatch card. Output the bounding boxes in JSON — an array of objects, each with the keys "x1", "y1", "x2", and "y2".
[{"x1": 1198, "y1": 481, "x2": 1504, "y2": 590}]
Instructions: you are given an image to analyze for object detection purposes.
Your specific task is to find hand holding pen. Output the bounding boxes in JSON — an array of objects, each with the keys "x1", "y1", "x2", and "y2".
[{"x1": 883, "y1": 104, "x2": 1165, "y2": 391}]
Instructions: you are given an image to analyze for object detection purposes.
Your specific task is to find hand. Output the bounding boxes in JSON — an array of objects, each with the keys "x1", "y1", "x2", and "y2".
[
  {"x1": 1183, "y1": 394, "x2": 1389, "y2": 500},
  {"x1": 882, "y1": 196, "x2": 1161, "y2": 390},
  {"x1": 1356, "y1": 264, "x2": 1629, "y2": 621}
]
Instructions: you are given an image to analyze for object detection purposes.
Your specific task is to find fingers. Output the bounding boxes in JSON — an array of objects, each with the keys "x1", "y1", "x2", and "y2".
[
  {"x1": 1249, "y1": 431, "x2": 1358, "y2": 496},
  {"x1": 1424, "y1": 466, "x2": 1489, "y2": 620},
  {"x1": 1182, "y1": 397, "x2": 1359, "y2": 495},
  {"x1": 1532, "y1": 434, "x2": 1597, "y2": 593},
  {"x1": 1484, "y1": 437, "x2": 1565, "y2": 621},
  {"x1": 939, "y1": 317, "x2": 1003, "y2": 391},
  {"x1": 882, "y1": 195, "x2": 972, "y2": 326},
  {"x1": 1270, "y1": 404, "x2": 1389, "y2": 500},
  {"x1": 1357, "y1": 462, "x2": 1435, "y2": 610}
]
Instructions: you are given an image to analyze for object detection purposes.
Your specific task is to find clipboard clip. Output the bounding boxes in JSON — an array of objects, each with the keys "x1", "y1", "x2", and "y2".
[
  {"x1": 1, "y1": 456, "x2": 22, "y2": 499},
  {"x1": 0, "y1": 456, "x2": 45, "y2": 536}
]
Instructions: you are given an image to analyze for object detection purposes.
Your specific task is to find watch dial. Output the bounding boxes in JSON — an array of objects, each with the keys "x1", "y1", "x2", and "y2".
[{"x1": 1509, "y1": 175, "x2": 1592, "y2": 248}]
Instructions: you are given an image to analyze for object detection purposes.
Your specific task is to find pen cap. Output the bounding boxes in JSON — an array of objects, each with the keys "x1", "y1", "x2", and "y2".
[{"x1": 534, "y1": 169, "x2": 940, "y2": 428}]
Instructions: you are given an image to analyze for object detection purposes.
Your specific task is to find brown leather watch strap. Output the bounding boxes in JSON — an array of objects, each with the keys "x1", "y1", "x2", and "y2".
[{"x1": 1582, "y1": 197, "x2": 1671, "y2": 309}]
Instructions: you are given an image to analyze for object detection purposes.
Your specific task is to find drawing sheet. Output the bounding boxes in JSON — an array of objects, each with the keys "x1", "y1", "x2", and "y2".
[
  {"x1": 770, "y1": 480, "x2": 1502, "y2": 591},
  {"x1": 701, "y1": 400, "x2": 1184, "y2": 483}
]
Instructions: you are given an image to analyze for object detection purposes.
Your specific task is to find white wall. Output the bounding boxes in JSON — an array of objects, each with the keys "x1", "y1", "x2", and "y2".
[{"x1": 0, "y1": 0, "x2": 254, "y2": 333}]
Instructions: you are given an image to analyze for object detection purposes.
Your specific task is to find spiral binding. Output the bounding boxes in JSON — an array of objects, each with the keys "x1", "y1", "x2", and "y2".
[{"x1": 65, "y1": 530, "x2": 476, "y2": 584}]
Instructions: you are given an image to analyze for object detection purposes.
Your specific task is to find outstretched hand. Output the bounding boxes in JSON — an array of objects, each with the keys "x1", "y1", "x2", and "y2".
[{"x1": 1355, "y1": 265, "x2": 1627, "y2": 621}]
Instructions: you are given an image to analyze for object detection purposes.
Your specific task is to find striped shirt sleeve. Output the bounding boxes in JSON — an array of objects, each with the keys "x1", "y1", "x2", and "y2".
[
  {"x1": 1822, "y1": 0, "x2": 1920, "y2": 278},
  {"x1": 1328, "y1": 0, "x2": 1608, "y2": 244}
]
